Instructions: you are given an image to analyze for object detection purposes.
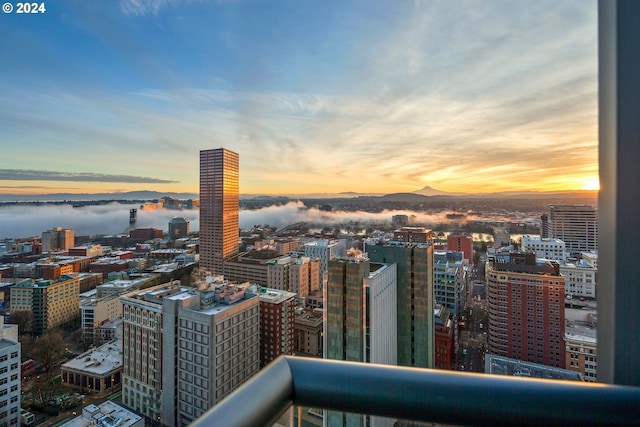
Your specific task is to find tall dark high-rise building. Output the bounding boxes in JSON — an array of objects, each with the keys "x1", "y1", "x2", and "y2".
[
  {"x1": 367, "y1": 242, "x2": 434, "y2": 369},
  {"x1": 200, "y1": 148, "x2": 239, "y2": 274}
]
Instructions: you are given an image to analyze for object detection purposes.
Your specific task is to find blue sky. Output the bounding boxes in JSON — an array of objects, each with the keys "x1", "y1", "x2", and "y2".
[{"x1": 0, "y1": 0, "x2": 598, "y2": 195}]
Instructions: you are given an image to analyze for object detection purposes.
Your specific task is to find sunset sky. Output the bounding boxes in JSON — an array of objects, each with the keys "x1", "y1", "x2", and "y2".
[{"x1": 0, "y1": 0, "x2": 598, "y2": 196}]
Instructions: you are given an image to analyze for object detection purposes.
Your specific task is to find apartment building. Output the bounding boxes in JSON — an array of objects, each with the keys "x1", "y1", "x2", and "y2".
[
  {"x1": 10, "y1": 275, "x2": 80, "y2": 335},
  {"x1": 486, "y1": 253, "x2": 565, "y2": 368}
]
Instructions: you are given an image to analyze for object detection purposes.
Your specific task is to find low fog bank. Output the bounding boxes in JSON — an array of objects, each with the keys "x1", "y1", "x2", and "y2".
[{"x1": 0, "y1": 201, "x2": 537, "y2": 240}]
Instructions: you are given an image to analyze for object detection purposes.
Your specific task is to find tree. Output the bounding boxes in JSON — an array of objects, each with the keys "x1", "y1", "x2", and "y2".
[
  {"x1": 8, "y1": 310, "x2": 34, "y2": 335},
  {"x1": 31, "y1": 329, "x2": 65, "y2": 373}
]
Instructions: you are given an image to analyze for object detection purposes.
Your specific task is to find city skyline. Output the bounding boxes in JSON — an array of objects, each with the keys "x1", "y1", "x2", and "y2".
[{"x1": 1, "y1": 1, "x2": 598, "y2": 195}]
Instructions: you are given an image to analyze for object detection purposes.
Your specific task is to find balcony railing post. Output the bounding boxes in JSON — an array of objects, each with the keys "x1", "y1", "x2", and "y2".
[{"x1": 598, "y1": 0, "x2": 640, "y2": 387}]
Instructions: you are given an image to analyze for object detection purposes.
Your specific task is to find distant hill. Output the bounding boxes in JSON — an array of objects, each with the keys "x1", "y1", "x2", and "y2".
[
  {"x1": 377, "y1": 192, "x2": 431, "y2": 202},
  {"x1": 0, "y1": 190, "x2": 198, "y2": 202},
  {"x1": 0, "y1": 188, "x2": 597, "y2": 203}
]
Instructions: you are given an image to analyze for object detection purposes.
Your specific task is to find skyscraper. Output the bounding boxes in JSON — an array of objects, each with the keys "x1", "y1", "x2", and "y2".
[
  {"x1": 367, "y1": 242, "x2": 434, "y2": 368},
  {"x1": 548, "y1": 205, "x2": 598, "y2": 254},
  {"x1": 200, "y1": 148, "x2": 239, "y2": 274},
  {"x1": 121, "y1": 280, "x2": 260, "y2": 427},
  {"x1": 325, "y1": 255, "x2": 397, "y2": 427}
]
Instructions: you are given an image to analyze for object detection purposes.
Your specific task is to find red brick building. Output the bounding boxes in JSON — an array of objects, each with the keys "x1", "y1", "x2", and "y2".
[
  {"x1": 487, "y1": 252, "x2": 565, "y2": 368},
  {"x1": 447, "y1": 234, "x2": 473, "y2": 263},
  {"x1": 129, "y1": 228, "x2": 163, "y2": 241},
  {"x1": 435, "y1": 306, "x2": 455, "y2": 370},
  {"x1": 256, "y1": 287, "x2": 296, "y2": 368}
]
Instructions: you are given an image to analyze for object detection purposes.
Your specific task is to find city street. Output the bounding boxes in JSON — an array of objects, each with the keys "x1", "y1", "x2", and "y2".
[{"x1": 458, "y1": 257, "x2": 488, "y2": 373}]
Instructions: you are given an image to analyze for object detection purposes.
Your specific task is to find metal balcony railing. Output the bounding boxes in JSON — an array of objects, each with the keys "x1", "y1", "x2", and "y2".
[{"x1": 191, "y1": 356, "x2": 640, "y2": 427}]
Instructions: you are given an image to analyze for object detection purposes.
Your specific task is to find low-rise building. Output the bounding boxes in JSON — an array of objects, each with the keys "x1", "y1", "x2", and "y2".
[
  {"x1": 485, "y1": 354, "x2": 583, "y2": 381},
  {"x1": 565, "y1": 308, "x2": 597, "y2": 382},
  {"x1": 294, "y1": 307, "x2": 323, "y2": 358},
  {"x1": 434, "y1": 305, "x2": 455, "y2": 370},
  {"x1": 59, "y1": 401, "x2": 143, "y2": 427},
  {"x1": 61, "y1": 340, "x2": 123, "y2": 395},
  {"x1": 560, "y1": 259, "x2": 597, "y2": 299},
  {"x1": 81, "y1": 295, "x2": 123, "y2": 346}
]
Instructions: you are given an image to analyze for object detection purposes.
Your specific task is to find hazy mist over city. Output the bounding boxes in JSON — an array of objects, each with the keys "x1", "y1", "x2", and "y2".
[{"x1": 0, "y1": 200, "x2": 537, "y2": 240}]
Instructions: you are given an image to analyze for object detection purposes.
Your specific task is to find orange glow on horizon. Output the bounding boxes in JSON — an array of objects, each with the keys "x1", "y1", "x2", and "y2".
[{"x1": 581, "y1": 177, "x2": 600, "y2": 191}]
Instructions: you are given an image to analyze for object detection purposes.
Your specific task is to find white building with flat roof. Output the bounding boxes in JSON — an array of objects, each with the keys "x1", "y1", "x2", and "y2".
[
  {"x1": 59, "y1": 401, "x2": 143, "y2": 427},
  {"x1": 60, "y1": 340, "x2": 122, "y2": 395},
  {"x1": 560, "y1": 259, "x2": 597, "y2": 299},
  {"x1": 521, "y1": 235, "x2": 567, "y2": 262}
]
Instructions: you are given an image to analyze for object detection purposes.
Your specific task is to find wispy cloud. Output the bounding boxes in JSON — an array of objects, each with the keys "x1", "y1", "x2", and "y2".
[
  {"x1": 0, "y1": 169, "x2": 178, "y2": 184},
  {"x1": 119, "y1": 0, "x2": 212, "y2": 16},
  {"x1": 1, "y1": 0, "x2": 598, "y2": 194}
]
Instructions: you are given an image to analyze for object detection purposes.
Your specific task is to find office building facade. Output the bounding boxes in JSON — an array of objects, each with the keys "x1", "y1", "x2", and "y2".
[
  {"x1": 521, "y1": 235, "x2": 567, "y2": 263},
  {"x1": 42, "y1": 227, "x2": 75, "y2": 253},
  {"x1": 367, "y1": 242, "x2": 434, "y2": 368},
  {"x1": 434, "y1": 251, "x2": 466, "y2": 316},
  {"x1": 161, "y1": 280, "x2": 260, "y2": 427},
  {"x1": 548, "y1": 205, "x2": 598, "y2": 254},
  {"x1": 168, "y1": 217, "x2": 190, "y2": 240},
  {"x1": 325, "y1": 256, "x2": 397, "y2": 427},
  {"x1": 200, "y1": 148, "x2": 239, "y2": 275},
  {"x1": 303, "y1": 239, "x2": 346, "y2": 288},
  {"x1": 10, "y1": 275, "x2": 80, "y2": 335}
]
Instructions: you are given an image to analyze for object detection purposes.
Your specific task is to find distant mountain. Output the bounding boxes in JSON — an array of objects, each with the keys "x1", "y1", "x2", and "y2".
[{"x1": 412, "y1": 186, "x2": 460, "y2": 196}]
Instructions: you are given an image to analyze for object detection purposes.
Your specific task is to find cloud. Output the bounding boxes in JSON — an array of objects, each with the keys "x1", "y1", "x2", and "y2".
[
  {"x1": 0, "y1": 169, "x2": 178, "y2": 184},
  {"x1": 2, "y1": 0, "x2": 598, "y2": 194},
  {"x1": 119, "y1": 0, "x2": 214, "y2": 17}
]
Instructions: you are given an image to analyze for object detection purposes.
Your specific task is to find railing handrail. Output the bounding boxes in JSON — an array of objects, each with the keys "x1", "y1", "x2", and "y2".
[{"x1": 191, "y1": 356, "x2": 640, "y2": 427}]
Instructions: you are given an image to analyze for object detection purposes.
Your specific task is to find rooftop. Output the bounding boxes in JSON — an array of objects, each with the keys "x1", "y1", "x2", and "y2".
[
  {"x1": 62, "y1": 340, "x2": 122, "y2": 376},
  {"x1": 253, "y1": 287, "x2": 296, "y2": 304},
  {"x1": 60, "y1": 401, "x2": 142, "y2": 427},
  {"x1": 485, "y1": 354, "x2": 583, "y2": 381}
]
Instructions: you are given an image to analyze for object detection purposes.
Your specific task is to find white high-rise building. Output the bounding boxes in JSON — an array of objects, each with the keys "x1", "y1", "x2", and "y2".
[
  {"x1": 303, "y1": 239, "x2": 346, "y2": 288},
  {"x1": 548, "y1": 205, "x2": 597, "y2": 254},
  {"x1": 0, "y1": 317, "x2": 20, "y2": 427},
  {"x1": 521, "y1": 235, "x2": 567, "y2": 262}
]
